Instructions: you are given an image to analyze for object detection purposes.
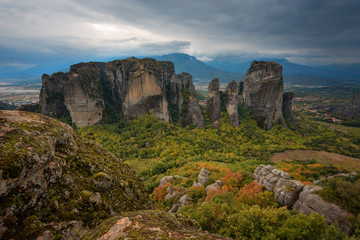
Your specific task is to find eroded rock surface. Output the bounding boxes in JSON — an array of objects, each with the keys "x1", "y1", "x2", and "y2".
[
  {"x1": 206, "y1": 78, "x2": 221, "y2": 128},
  {"x1": 169, "y1": 73, "x2": 205, "y2": 128},
  {"x1": 0, "y1": 110, "x2": 153, "y2": 239},
  {"x1": 282, "y1": 92, "x2": 296, "y2": 123},
  {"x1": 254, "y1": 164, "x2": 352, "y2": 233},
  {"x1": 83, "y1": 210, "x2": 231, "y2": 240},
  {"x1": 243, "y1": 61, "x2": 287, "y2": 130},
  {"x1": 293, "y1": 185, "x2": 351, "y2": 233},
  {"x1": 225, "y1": 80, "x2": 240, "y2": 127},
  {"x1": 39, "y1": 58, "x2": 206, "y2": 127}
]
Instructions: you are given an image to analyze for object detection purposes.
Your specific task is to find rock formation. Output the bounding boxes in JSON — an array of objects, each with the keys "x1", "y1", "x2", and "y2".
[
  {"x1": 243, "y1": 61, "x2": 287, "y2": 130},
  {"x1": 206, "y1": 78, "x2": 221, "y2": 128},
  {"x1": 225, "y1": 80, "x2": 240, "y2": 127},
  {"x1": 83, "y1": 210, "x2": 231, "y2": 239},
  {"x1": 254, "y1": 165, "x2": 351, "y2": 233},
  {"x1": 15, "y1": 102, "x2": 39, "y2": 112},
  {"x1": 282, "y1": 92, "x2": 296, "y2": 123},
  {"x1": 39, "y1": 58, "x2": 204, "y2": 127},
  {"x1": 293, "y1": 185, "x2": 352, "y2": 233},
  {"x1": 169, "y1": 73, "x2": 205, "y2": 128},
  {"x1": 0, "y1": 110, "x2": 153, "y2": 239}
]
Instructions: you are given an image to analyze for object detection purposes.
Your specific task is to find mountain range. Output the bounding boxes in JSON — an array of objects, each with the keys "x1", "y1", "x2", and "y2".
[{"x1": 1, "y1": 53, "x2": 360, "y2": 87}]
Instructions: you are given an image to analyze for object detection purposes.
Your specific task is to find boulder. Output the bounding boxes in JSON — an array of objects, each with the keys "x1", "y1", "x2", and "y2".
[
  {"x1": 206, "y1": 78, "x2": 221, "y2": 128},
  {"x1": 198, "y1": 168, "x2": 209, "y2": 186},
  {"x1": 293, "y1": 185, "x2": 352, "y2": 233},
  {"x1": 206, "y1": 180, "x2": 223, "y2": 192},
  {"x1": 225, "y1": 80, "x2": 240, "y2": 127},
  {"x1": 274, "y1": 180, "x2": 304, "y2": 208},
  {"x1": 243, "y1": 61, "x2": 287, "y2": 130}
]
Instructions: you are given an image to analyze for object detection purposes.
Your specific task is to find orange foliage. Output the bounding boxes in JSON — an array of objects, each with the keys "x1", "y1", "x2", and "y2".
[
  {"x1": 205, "y1": 188, "x2": 225, "y2": 202},
  {"x1": 222, "y1": 169, "x2": 243, "y2": 191},
  {"x1": 152, "y1": 182, "x2": 170, "y2": 203},
  {"x1": 238, "y1": 181, "x2": 262, "y2": 200}
]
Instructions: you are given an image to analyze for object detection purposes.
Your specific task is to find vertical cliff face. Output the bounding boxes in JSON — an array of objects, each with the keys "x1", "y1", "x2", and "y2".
[
  {"x1": 39, "y1": 72, "x2": 69, "y2": 118},
  {"x1": 64, "y1": 63, "x2": 106, "y2": 127},
  {"x1": 206, "y1": 78, "x2": 221, "y2": 128},
  {"x1": 172, "y1": 73, "x2": 205, "y2": 128},
  {"x1": 225, "y1": 80, "x2": 240, "y2": 127},
  {"x1": 39, "y1": 58, "x2": 205, "y2": 127},
  {"x1": 282, "y1": 92, "x2": 296, "y2": 123},
  {"x1": 243, "y1": 61, "x2": 287, "y2": 130}
]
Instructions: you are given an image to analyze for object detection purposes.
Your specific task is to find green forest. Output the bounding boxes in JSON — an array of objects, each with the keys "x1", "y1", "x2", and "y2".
[{"x1": 76, "y1": 105, "x2": 360, "y2": 239}]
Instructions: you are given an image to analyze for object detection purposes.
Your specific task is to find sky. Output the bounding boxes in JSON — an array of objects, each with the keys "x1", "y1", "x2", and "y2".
[{"x1": 1, "y1": 0, "x2": 360, "y2": 76}]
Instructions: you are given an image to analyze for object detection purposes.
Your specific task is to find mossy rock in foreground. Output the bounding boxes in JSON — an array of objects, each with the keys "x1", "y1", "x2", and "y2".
[
  {"x1": 83, "y1": 209, "x2": 231, "y2": 240},
  {"x1": 0, "y1": 110, "x2": 153, "y2": 239}
]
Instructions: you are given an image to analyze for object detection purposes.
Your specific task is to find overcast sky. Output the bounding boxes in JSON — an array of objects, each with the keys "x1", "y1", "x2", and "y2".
[{"x1": 1, "y1": 0, "x2": 360, "y2": 74}]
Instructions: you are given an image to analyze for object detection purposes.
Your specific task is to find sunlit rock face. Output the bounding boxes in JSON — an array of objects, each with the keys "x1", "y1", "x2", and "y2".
[
  {"x1": 243, "y1": 61, "x2": 287, "y2": 130},
  {"x1": 40, "y1": 58, "x2": 206, "y2": 127}
]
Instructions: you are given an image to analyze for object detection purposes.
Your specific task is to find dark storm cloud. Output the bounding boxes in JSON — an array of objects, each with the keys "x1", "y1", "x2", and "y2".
[{"x1": 0, "y1": 0, "x2": 359, "y2": 70}]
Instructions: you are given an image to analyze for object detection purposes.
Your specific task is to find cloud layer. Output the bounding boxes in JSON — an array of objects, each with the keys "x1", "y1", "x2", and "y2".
[{"x1": 1, "y1": 0, "x2": 359, "y2": 73}]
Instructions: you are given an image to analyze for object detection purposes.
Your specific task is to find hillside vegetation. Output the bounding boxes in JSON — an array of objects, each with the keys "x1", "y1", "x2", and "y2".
[{"x1": 78, "y1": 107, "x2": 360, "y2": 239}]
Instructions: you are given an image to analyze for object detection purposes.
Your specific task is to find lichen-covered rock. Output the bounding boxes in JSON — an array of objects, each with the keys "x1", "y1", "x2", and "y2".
[
  {"x1": 274, "y1": 180, "x2": 304, "y2": 208},
  {"x1": 159, "y1": 175, "x2": 186, "y2": 187},
  {"x1": 254, "y1": 165, "x2": 290, "y2": 191},
  {"x1": 206, "y1": 78, "x2": 221, "y2": 128},
  {"x1": 169, "y1": 73, "x2": 205, "y2": 128},
  {"x1": 198, "y1": 168, "x2": 209, "y2": 186},
  {"x1": 83, "y1": 210, "x2": 231, "y2": 240},
  {"x1": 255, "y1": 164, "x2": 352, "y2": 233},
  {"x1": 170, "y1": 194, "x2": 193, "y2": 213},
  {"x1": 243, "y1": 61, "x2": 287, "y2": 130},
  {"x1": 205, "y1": 180, "x2": 223, "y2": 192},
  {"x1": 282, "y1": 92, "x2": 296, "y2": 123},
  {"x1": 0, "y1": 110, "x2": 153, "y2": 239},
  {"x1": 293, "y1": 185, "x2": 352, "y2": 233},
  {"x1": 225, "y1": 80, "x2": 240, "y2": 127}
]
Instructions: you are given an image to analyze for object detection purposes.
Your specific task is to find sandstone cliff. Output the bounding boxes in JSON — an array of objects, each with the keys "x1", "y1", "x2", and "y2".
[
  {"x1": 225, "y1": 80, "x2": 240, "y2": 127},
  {"x1": 243, "y1": 61, "x2": 287, "y2": 130},
  {"x1": 206, "y1": 78, "x2": 221, "y2": 128},
  {"x1": 0, "y1": 110, "x2": 153, "y2": 239},
  {"x1": 169, "y1": 73, "x2": 205, "y2": 128},
  {"x1": 39, "y1": 58, "x2": 204, "y2": 127},
  {"x1": 282, "y1": 92, "x2": 296, "y2": 123}
]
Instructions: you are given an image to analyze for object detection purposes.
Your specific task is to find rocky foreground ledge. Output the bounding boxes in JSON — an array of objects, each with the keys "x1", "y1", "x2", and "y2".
[
  {"x1": 0, "y1": 111, "x2": 229, "y2": 240},
  {"x1": 254, "y1": 165, "x2": 352, "y2": 233}
]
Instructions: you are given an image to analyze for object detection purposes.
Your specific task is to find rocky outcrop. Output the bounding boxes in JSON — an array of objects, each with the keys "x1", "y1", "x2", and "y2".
[
  {"x1": 254, "y1": 165, "x2": 351, "y2": 233},
  {"x1": 0, "y1": 110, "x2": 153, "y2": 239},
  {"x1": 282, "y1": 92, "x2": 296, "y2": 123},
  {"x1": 225, "y1": 80, "x2": 240, "y2": 127},
  {"x1": 243, "y1": 61, "x2": 287, "y2": 130},
  {"x1": 15, "y1": 102, "x2": 39, "y2": 112},
  {"x1": 206, "y1": 78, "x2": 221, "y2": 128},
  {"x1": 39, "y1": 58, "x2": 204, "y2": 127},
  {"x1": 206, "y1": 180, "x2": 223, "y2": 192},
  {"x1": 293, "y1": 185, "x2": 352, "y2": 234},
  {"x1": 39, "y1": 72, "x2": 69, "y2": 118},
  {"x1": 169, "y1": 73, "x2": 205, "y2": 128},
  {"x1": 83, "y1": 210, "x2": 231, "y2": 240},
  {"x1": 197, "y1": 168, "x2": 209, "y2": 186}
]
